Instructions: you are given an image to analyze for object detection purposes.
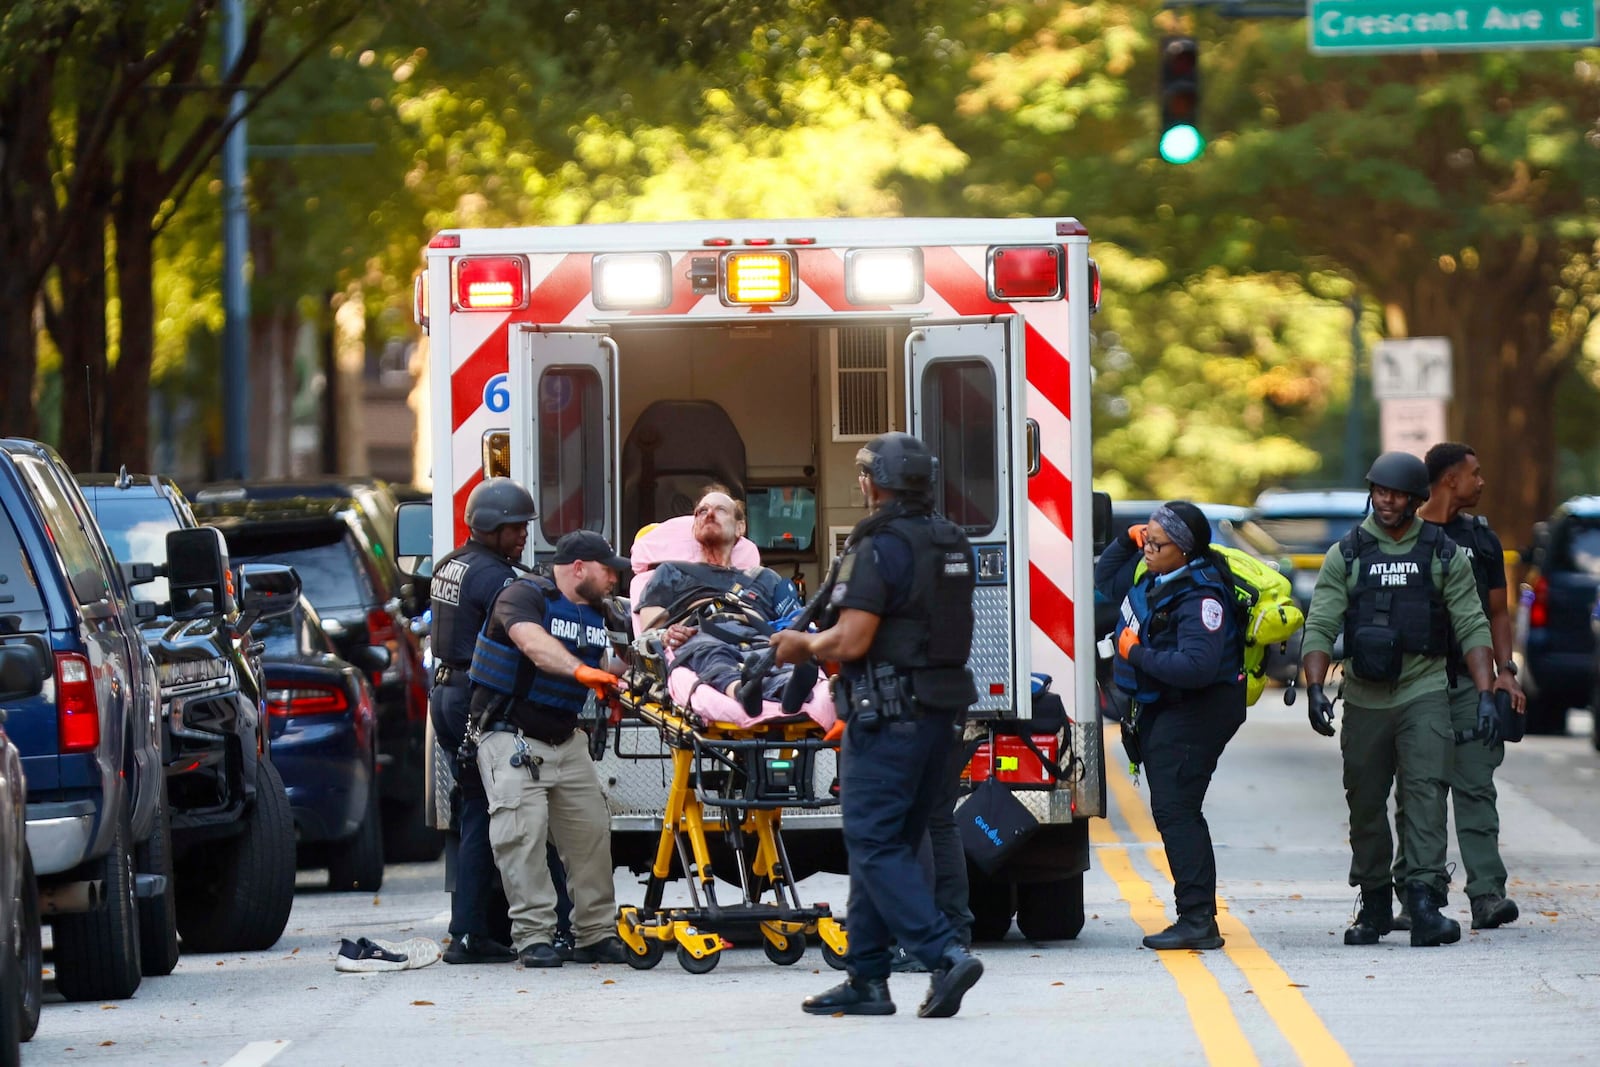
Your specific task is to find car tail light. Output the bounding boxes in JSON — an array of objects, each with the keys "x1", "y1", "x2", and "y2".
[
  {"x1": 55, "y1": 652, "x2": 100, "y2": 752},
  {"x1": 367, "y1": 608, "x2": 397, "y2": 648},
  {"x1": 1529, "y1": 577, "x2": 1549, "y2": 629},
  {"x1": 266, "y1": 686, "x2": 351, "y2": 717}
]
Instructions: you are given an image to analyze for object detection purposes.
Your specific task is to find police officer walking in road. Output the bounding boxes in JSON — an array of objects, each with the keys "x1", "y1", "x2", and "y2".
[
  {"x1": 1302, "y1": 451, "x2": 1498, "y2": 948},
  {"x1": 429, "y1": 477, "x2": 532, "y2": 965},
  {"x1": 468, "y1": 530, "x2": 631, "y2": 968},
  {"x1": 772, "y1": 431, "x2": 983, "y2": 1019},
  {"x1": 1391, "y1": 442, "x2": 1525, "y2": 931}
]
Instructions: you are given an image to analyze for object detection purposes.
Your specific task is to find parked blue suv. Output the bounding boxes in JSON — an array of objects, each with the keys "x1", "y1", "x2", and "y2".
[{"x1": 0, "y1": 439, "x2": 172, "y2": 1000}]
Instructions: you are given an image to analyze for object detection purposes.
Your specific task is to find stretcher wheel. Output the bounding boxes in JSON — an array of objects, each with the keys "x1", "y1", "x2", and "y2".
[
  {"x1": 626, "y1": 939, "x2": 665, "y2": 970},
  {"x1": 762, "y1": 931, "x2": 806, "y2": 966},
  {"x1": 676, "y1": 943, "x2": 721, "y2": 974},
  {"x1": 821, "y1": 940, "x2": 847, "y2": 971}
]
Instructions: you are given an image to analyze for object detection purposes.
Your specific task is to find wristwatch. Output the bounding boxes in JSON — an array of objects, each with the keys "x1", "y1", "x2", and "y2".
[{"x1": 1500, "y1": 660, "x2": 1518, "y2": 678}]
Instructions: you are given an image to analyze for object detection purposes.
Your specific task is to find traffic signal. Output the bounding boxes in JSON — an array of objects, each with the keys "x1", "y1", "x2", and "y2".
[{"x1": 1158, "y1": 36, "x2": 1203, "y2": 165}]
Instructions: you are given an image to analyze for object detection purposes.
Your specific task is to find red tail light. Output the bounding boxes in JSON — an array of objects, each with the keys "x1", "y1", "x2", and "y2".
[
  {"x1": 989, "y1": 245, "x2": 1062, "y2": 300},
  {"x1": 1529, "y1": 577, "x2": 1549, "y2": 629},
  {"x1": 452, "y1": 255, "x2": 528, "y2": 310},
  {"x1": 366, "y1": 608, "x2": 397, "y2": 648},
  {"x1": 55, "y1": 652, "x2": 100, "y2": 752},
  {"x1": 266, "y1": 685, "x2": 351, "y2": 717}
]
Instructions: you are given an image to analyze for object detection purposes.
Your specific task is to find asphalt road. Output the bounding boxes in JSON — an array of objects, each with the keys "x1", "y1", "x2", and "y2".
[{"x1": 25, "y1": 689, "x2": 1600, "y2": 1066}]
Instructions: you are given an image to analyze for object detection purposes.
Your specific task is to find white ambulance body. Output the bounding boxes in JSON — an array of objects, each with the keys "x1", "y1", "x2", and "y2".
[{"x1": 415, "y1": 217, "x2": 1106, "y2": 937}]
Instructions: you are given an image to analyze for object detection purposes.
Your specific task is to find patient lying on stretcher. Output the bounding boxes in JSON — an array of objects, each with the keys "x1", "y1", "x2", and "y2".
[{"x1": 632, "y1": 487, "x2": 834, "y2": 727}]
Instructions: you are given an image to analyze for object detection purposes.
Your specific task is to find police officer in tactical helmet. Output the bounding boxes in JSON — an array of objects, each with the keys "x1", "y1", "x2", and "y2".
[
  {"x1": 1301, "y1": 450, "x2": 1498, "y2": 949},
  {"x1": 430, "y1": 477, "x2": 538, "y2": 964},
  {"x1": 773, "y1": 431, "x2": 984, "y2": 1019}
]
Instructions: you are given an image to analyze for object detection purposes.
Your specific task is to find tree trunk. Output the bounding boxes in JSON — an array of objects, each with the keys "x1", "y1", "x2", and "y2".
[
  {"x1": 108, "y1": 211, "x2": 157, "y2": 473},
  {"x1": 49, "y1": 199, "x2": 109, "y2": 472},
  {"x1": 1385, "y1": 237, "x2": 1568, "y2": 553},
  {"x1": 0, "y1": 272, "x2": 40, "y2": 440}
]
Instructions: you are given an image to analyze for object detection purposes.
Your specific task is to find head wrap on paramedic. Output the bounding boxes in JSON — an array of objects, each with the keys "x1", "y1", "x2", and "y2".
[{"x1": 1148, "y1": 505, "x2": 1197, "y2": 557}]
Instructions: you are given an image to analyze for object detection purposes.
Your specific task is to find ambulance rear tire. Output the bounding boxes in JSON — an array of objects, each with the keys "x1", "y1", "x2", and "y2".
[
  {"x1": 677, "y1": 943, "x2": 720, "y2": 974},
  {"x1": 1015, "y1": 873, "x2": 1085, "y2": 941},
  {"x1": 762, "y1": 930, "x2": 806, "y2": 966},
  {"x1": 626, "y1": 940, "x2": 664, "y2": 970}
]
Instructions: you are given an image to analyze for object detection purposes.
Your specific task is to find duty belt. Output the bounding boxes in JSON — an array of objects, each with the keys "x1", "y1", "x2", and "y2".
[
  {"x1": 434, "y1": 664, "x2": 469, "y2": 687},
  {"x1": 484, "y1": 718, "x2": 575, "y2": 747}
]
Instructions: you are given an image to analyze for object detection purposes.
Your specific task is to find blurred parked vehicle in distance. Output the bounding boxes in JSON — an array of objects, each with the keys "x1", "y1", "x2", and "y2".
[
  {"x1": 255, "y1": 596, "x2": 384, "y2": 891},
  {"x1": 1515, "y1": 498, "x2": 1600, "y2": 735},
  {"x1": 0, "y1": 646, "x2": 44, "y2": 1054}
]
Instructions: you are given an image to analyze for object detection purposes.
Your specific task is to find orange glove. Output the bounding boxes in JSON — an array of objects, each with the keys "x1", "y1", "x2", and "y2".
[
  {"x1": 575, "y1": 665, "x2": 621, "y2": 700},
  {"x1": 1117, "y1": 626, "x2": 1141, "y2": 660},
  {"x1": 1127, "y1": 523, "x2": 1148, "y2": 548},
  {"x1": 823, "y1": 720, "x2": 845, "y2": 744}
]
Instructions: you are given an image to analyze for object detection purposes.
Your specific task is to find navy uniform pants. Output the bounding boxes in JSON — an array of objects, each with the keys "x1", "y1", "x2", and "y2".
[
  {"x1": 840, "y1": 704, "x2": 961, "y2": 979},
  {"x1": 1139, "y1": 683, "x2": 1246, "y2": 918},
  {"x1": 433, "y1": 682, "x2": 572, "y2": 942}
]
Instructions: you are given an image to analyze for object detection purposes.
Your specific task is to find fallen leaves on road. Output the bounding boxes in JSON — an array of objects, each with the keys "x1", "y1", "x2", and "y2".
[{"x1": 412, "y1": 1000, "x2": 434, "y2": 1006}]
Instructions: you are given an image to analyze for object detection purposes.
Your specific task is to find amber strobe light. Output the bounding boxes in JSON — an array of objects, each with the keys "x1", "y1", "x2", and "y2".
[{"x1": 722, "y1": 251, "x2": 796, "y2": 306}]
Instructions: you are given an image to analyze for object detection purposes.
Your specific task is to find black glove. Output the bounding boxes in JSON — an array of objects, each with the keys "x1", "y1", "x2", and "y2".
[
  {"x1": 1307, "y1": 683, "x2": 1336, "y2": 737},
  {"x1": 1476, "y1": 690, "x2": 1500, "y2": 747}
]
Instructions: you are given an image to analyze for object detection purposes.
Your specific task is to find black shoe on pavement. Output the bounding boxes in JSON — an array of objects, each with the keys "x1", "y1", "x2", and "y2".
[
  {"x1": 1344, "y1": 887, "x2": 1395, "y2": 946},
  {"x1": 553, "y1": 932, "x2": 576, "y2": 962},
  {"x1": 518, "y1": 942, "x2": 564, "y2": 968},
  {"x1": 443, "y1": 934, "x2": 517, "y2": 965},
  {"x1": 802, "y1": 976, "x2": 896, "y2": 1016},
  {"x1": 1143, "y1": 912, "x2": 1224, "y2": 951},
  {"x1": 572, "y1": 936, "x2": 629, "y2": 964},
  {"x1": 918, "y1": 945, "x2": 984, "y2": 1018},
  {"x1": 1470, "y1": 894, "x2": 1520, "y2": 930},
  {"x1": 1405, "y1": 881, "x2": 1462, "y2": 947}
]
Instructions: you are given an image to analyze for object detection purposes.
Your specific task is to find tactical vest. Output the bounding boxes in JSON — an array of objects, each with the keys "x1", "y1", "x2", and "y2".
[
  {"x1": 1112, "y1": 560, "x2": 1240, "y2": 705},
  {"x1": 852, "y1": 512, "x2": 978, "y2": 709},
  {"x1": 429, "y1": 541, "x2": 514, "y2": 669},
  {"x1": 1340, "y1": 523, "x2": 1454, "y2": 683},
  {"x1": 1441, "y1": 514, "x2": 1499, "y2": 676},
  {"x1": 467, "y1": 576, "x2": 606, "y2": 713}
]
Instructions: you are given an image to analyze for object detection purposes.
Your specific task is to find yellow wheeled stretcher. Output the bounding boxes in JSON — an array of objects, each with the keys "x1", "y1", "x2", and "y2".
[{"x1": 612, "y1": 619, "x2": 849, "y2": 974}]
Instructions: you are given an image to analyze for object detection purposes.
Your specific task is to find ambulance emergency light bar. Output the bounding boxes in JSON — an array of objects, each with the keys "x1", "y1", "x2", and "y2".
[{"x1": 444, "y1": 245, "x2": 1096, "y2": 312}]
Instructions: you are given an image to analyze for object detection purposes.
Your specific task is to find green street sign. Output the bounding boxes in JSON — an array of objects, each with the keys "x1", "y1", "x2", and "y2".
[{"x1": 1309, "y1": 0, "x2": 1598, "y2": 53}]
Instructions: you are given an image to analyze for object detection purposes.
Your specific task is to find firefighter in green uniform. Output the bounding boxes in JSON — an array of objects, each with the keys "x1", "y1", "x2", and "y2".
[{"x1": 1301, "y1": 451, "x2": 1498, "y2": 947}]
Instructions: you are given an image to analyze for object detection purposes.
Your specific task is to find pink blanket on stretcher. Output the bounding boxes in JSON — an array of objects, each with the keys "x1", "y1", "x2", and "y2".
[{"x1": 667, "y1": 663, "x2": 837, "y2": 731}]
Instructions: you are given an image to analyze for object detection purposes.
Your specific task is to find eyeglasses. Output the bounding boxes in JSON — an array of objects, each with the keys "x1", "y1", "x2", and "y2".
[{"x1": 1144, "y1": 538, "x2": 1173, "y2": 553}]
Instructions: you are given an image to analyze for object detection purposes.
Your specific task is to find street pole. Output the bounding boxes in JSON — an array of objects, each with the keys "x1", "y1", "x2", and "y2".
[
  {"x1": 1343, "y1": 294, "x2": 1365, "y2": 483},
  {"x1": 220, "y1": 0, "x2": 250, "y2": 479}
]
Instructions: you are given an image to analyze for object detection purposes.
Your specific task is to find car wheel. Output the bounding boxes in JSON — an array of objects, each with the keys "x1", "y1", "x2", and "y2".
[
  {"x1": 0, "y1": 896, "x2": 17, "y2": 1067},
  {"x1": 53, "y1": 811, "x2": 142, "y2": 1001},
  {"x1": 17, "y1": 851, "x2": 40, "y2": 1043},
  {"x1": 327, "y1": 784, "x2": 385, "y2": 893},
  {"x1": 1523, "y1": 691, "x2": 1568, "y2": 736},
  {"x1": 135, "y1": 797, "x2": 180, "y2": 976},
  {"x1": 382, "y1": 797, "x2": 446, "y2": 864},
  {"x1": 177, "y1": 761, "x2": 296, "y2": 952},
  {"x1": 1015, "y1": 873, "x2": 1086, "y2": 942}
]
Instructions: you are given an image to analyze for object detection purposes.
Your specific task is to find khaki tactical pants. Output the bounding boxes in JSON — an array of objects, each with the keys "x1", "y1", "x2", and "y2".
[
  {"x1": 478, "y1": 730, "x2": 615, "y2": 951},
  {"x1": 1341, "y1": 688, "x2": 1452, "y2": 895},
  {"x1": 1393, "y1": 680, "x2": 1508, "y2": 899}
]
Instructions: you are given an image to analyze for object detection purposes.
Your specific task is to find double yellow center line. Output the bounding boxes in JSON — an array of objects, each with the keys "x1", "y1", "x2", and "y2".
[{"x1": 1096, "y1": 728, "x2": 1353, "y2": 1067}]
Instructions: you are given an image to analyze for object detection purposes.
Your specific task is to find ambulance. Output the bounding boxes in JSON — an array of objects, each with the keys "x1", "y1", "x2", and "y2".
[{"x1": 405, "y1": 217, "x2": 1108, "y2": 941}]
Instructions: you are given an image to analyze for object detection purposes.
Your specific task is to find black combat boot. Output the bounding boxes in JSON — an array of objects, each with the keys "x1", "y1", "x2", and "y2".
[
  {"x1": 1344, "y1": 886, "x2": 1395, "y2": 946},
  {"x1": 1470, "y1": 894, "x2": 1520, "y2": 930},
  {"x1": 918, "y1": 944, "x2": 984, "y2": 1018},
  {"x1": 1143, "y1": 911, "x2": 1224, "y2": 951},
  {"x1": 1406, "y1": 880, "x2": 1462, "y2": 947},
  {"x1": 1391, "y1": 898, "x2": 1412, "y2": 931},
  {"x1": 802, "y1": 976, "x2": 895, "y2": 1016}
]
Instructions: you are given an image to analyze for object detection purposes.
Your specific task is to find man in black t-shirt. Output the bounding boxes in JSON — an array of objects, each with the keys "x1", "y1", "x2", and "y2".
[{"x1": 1394, "y1": 442, "x2": 1526, "y2": 932}]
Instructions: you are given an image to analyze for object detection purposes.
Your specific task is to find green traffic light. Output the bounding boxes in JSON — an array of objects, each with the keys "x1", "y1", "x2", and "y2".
[{"x1": 1159, "y1": 124, "x2": 1205, "y2": 164}]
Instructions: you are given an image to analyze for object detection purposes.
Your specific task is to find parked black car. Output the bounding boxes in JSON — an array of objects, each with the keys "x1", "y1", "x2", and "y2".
[
  {"x1": 79, "y1": 472, "x2": 300, "y2": 952},
  {"x1": 0, "y1": 647, "x2": 44, "y2": 1057},
  {"x1": 256, "y1": 596, "x2": 384, "y2": 891},
  {"x1": 191, "y1": 480, "x2": 441, "y2": 861},
  {"x1": 1515, "y1": 497, "x2": 1600, "y2": 735},
  {"x1": 0, "y1": 439, "x2": 193, "y2": 1000}
]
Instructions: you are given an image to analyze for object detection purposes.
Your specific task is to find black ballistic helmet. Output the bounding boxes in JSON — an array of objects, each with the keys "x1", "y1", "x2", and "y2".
[
  {"x1": 465, "y1": 477, "x2": 537, "y2": 533},
  {"x1": 1365, "y1": 451, "x2": 1431, "y2": 501},
  {"x1": 856, "y1": 432, "x2": 937, "y2": 493}
]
